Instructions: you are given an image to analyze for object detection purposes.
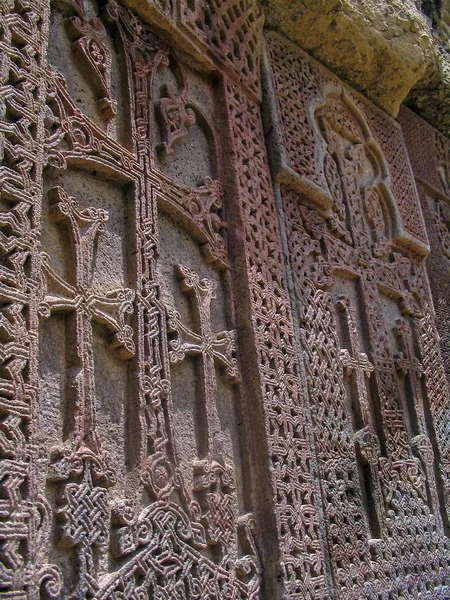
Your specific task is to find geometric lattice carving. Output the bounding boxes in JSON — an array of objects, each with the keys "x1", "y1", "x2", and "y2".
[
  {"x1": 0, "y1": 0, "x2": 264, "y2": 595},
  {"x1": 181, "y1": 0, "x2": 264, "y2": 100},
  {"x1": 0, "y1": 0, "x2": 63, "y2": 596},
  {"x1": 266, "y1": 34, "x2": 450, "y2": 598},
  {"x1": 3, "y1": 0, "x2": 450, "y2": 597},
  {"x1": 265, "y1": 31, "x2": 429, "y2": 252},
  {"x1": 225, "y1": 81, "x2": 329, "y2": 599}
]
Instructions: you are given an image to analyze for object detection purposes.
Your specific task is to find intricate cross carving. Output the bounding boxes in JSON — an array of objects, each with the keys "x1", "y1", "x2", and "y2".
[
  {"x1": 337, "y1": 295, "x2": 374, "y2": 426},
  {"x1": 168, "y1": 264, "x2": 238, "y2": 460},
  {"x1": 40, "y1": 186, "x2": 135, "y2": 457},
  {"x1": 336, "y1": 295, "x2": 384, "y2": 537},
  {"x1": 392, "y1": 317, "x2": 443, "y2": 526},
  {"x1": 40, "y1": 186, "x2": 136, "y2": 594},
  {"x1": 166, "y1": 265, "x2": 239, "y2": 555}
]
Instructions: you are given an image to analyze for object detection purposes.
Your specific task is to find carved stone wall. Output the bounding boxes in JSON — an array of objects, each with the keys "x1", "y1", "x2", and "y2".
[
  {"x1": 1, "y1": 1, "x2": 450, "y2": 599},
  {"x1": 398, "y1": 106, "x2": 450, "y2": 534},
  {"x1": 0, "y1": 0, "x2": 268, "y2": 597},
  {"x1": 264, "y1": 31, "x2": 450, "y2": 599}
]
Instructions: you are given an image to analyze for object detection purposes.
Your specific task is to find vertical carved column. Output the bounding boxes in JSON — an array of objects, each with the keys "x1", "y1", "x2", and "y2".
[
  {"x1": 0, "y1": 0, "x2": 63, "y2": 595},
  {"x1": 224, "y1": 80, "x2": 329, "y2": 599}
]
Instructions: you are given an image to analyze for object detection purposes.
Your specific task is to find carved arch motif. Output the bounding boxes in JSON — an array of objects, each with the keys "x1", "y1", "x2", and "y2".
[{"x1": 314, "y1": 89, "x2": 401, "y2": 256}]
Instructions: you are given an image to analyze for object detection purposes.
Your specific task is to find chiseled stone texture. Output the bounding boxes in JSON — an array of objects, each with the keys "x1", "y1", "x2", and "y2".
[
  {"x1": 2, "y1": 0, "x2": 450, "y2": 599},
  {"x1": 0, "y1": 0, "x2": 269, "y2": 597},
  {"x1": 264, "y1": 30, "x2": 450, "y2": 598},
  {"x1": 398, "y1": 105, "x2": 450, "y2": 432},
  {"x1": 262, "y1": 0, "x2": 450, "y2": 136}
]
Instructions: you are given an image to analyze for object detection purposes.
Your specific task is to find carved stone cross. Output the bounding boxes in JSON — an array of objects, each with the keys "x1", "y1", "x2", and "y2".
[
  {"x1": 392, "y1": 317, "x2": 423, "y2": 377},
  {"x1": 392, "y1": 317, "x2": 443, "y2": 524},
  {"x1": 337, "y1": 295, "x2": 374, "y2": 427},
  {"x1": 40, "y1": 186, "x2": 135, "y2": 457},
  {"x1": 337, "y1": 295, "x2": 384, "y2": 537},
  {"x1": 168, "y1": 264, "x2": 238, "y2": 460}
]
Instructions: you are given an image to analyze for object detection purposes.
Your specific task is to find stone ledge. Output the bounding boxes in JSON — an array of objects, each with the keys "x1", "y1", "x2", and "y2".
[{"x1": 262, "y1": 0, "x2": 450, "y2": 136}]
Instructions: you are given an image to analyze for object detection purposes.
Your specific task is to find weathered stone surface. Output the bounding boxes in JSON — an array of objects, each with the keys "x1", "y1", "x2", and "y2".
[
  {"x1": 264, "y1": 31, "x2": 450, "y2": 598},
  {"x1": 264, "y1": 31, "x2": 429, "y2": 254},
  {"x1": 1, "y1": 0, "x2": 450, "y2": 598},
  {"x1": 0, "y1": 1, "x2": 267, "y2": 597},
  {"x1": 399, "y1": 106, "x2": 450, "y2": 482},
  {"x1": 263, "y1": 0, "x2": 450, "y2": 136}
]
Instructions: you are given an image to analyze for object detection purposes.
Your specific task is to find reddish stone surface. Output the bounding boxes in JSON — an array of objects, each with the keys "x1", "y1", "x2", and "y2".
[
  {"x1": 0, "y1": 1, "x2": 265, "y2": 597},
  {"x1": 399, "y1": 107, "x2": 450, "y2": 531},
  {"x1": 265, "y1": 31, "x2": 450, "y2": 599},
  {"x1": 1, "y1": 1, "x2": 450, "y2": 599}
]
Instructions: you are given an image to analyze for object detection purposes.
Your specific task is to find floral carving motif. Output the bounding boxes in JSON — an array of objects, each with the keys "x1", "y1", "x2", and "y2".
[
  {"x1": 54, "y1": 0, "x2": 116, "y2": 119},
  {"x1": 157, "y1": 83, "x2": 196, "y2": 157}
]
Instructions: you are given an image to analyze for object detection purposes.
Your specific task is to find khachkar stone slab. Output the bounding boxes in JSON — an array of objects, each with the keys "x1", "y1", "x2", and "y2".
[
  {"x1": 264, "y1": 31, "x2": 450, "y2": 599},
  {"x1": 0, "y1": 0, "x2": 327, "y2": 598},
  {"x1": 399, "y1": 105, "x2": 450, "y2": 516}
]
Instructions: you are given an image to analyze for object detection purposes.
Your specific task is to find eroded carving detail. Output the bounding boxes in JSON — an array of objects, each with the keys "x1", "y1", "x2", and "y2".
[
  {"x1": 225, "y1": 81, "x2": 329, "y2": 598},
  {"x1": 55, "y1": 0, "x2": 117, "y2": 119},
  {"x1": 273, "y1": 68, "x2": 450, "y2": 594},
  {"x1": 157, "y1": 83, "x2": 196, "y2": 158}
]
